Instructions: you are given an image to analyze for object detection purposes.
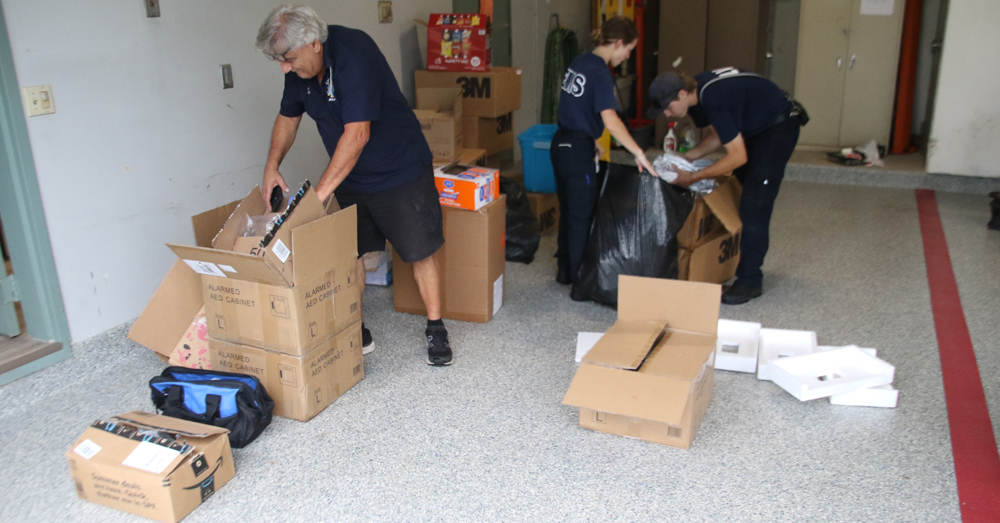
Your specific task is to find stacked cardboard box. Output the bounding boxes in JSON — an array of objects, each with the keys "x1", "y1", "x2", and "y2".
[
  {"x1": 415, "y1": 67, "x2": 521, "y2": 169},
  {"x1": 676, "y1": 176, "x2": 743, "y2": 283},
  {"x1": 415, "y1": 88, "x2": 463, "y2": 163},
  {"x1": 526, "y1": 192, "x2": 559, "y2": 236},
  {"x1": 130, "y1": 187, "x2": 365, "y2": 422},
  {"x1": 563, "y1": 276, "x2": 721, "y2": 449},
  {"x1": 393, "y1": 195, "x2": 506, "y2": 323}
]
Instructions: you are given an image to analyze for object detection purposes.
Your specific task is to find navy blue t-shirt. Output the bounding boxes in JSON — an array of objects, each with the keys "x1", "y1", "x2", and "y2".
[
  {"x1": 688, "y1": 68, "x2": 791, "y2": 145},
  {"x1": 557, "y1": 53, "x2": 618, "y2": 139},
  {"x1": 279, "y1": 26, "x2": 432, "y2": 193}
]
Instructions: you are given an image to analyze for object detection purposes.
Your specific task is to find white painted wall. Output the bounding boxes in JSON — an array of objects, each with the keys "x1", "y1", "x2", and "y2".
[
  {"x1": 510, "y1": 0, "x2": 591, "y2": 159},
  {"x1": 926, "y1": 0, "x2": 1000, "y2": 177},
  {"x1": 1, "y1": 0, "x2": 448, "y2": 342}
]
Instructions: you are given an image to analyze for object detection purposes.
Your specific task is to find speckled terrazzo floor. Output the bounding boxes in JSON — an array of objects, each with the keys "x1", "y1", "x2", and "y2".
[{"x1": 1, "y1": 178, "x2": 998, "y2": 522}]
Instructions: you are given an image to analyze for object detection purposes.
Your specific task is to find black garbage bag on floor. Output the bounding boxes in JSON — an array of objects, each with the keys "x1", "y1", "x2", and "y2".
[
  {"x1": 571, "y1": 163, "x2": 695, "y2": 307},
  {"x1": 500, "y1": 177, "x2": 541, "y2": 263}
]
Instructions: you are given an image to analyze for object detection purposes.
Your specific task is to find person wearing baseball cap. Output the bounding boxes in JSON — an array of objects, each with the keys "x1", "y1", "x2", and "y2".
[{"x1": 648, "y1": 68, "x2": 808, "y2": 305}]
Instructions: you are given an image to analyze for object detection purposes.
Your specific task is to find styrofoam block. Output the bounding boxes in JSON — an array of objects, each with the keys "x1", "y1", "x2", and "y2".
[
  {"x1": 770, "y1": 347, "x2": 895, "y2": 401},
  {"x1": 818, "y1": 345, "x2": 877, "y2": 358},
  {"x1": 830, "y1": 384, "x2": 898, "y2": 408},
  {"x1": 715, "y1": 319, "x2": 762, "y2": 373},
  {"x1": 757, "y1": 328, "x2": 818, "y2": 381},
  {"x1": 575, "y1": 332, "x2": 604, "y2": 363}
]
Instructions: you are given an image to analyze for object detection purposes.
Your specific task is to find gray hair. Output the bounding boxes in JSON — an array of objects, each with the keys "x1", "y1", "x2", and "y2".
[{"x1": 256, "y1": 4, "x2": 329, "y2": 60}]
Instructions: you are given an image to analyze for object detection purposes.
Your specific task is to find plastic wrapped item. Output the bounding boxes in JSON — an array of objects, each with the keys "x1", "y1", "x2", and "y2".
[
  {"x1": 652, "y1": 152, "x2": 713, "y2": 183},
  {"x1": 570, "y1": 163, "x2": 695, "y2": 307},
  {"x1": 240, "y1": 212, "x2": 281, "y2": 237},
  {"x1": 499, "y1": 177, "x2": 541, "y2": 263}
]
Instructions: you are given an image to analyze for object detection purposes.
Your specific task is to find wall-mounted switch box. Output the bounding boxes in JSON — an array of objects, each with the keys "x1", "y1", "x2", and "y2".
[
  {"x1": 378, "y1": 1, "x2": 392, "y2": 23},
  {"x1": 221, "y1": 64, "x2": 234, "y2": 89},
  {"x1": 146, "y1": 0, "x2": 160, "y2": 18},
  {"x1": 23, "y1": 85, "x2": 55, "y2": 117}
]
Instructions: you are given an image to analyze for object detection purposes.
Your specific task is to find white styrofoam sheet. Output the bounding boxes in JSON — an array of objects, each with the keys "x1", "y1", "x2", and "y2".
[
  {"x1": 830, "y1": 384, "x2": 899, "y2": 408},
  {"x1": 770, "y1": 347, "x2": 895, "y2": 401},
  {"x1": 575, "y1": 332, "x2": 604, "y2": 363},
  {"x1": 757, "y1": 328, "x2": 818, "y2": 381},
  {"x1": 715, "y1": 319, "x2": 762, "y2": 373}
]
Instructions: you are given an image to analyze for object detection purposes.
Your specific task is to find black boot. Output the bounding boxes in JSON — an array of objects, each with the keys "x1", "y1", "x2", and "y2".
[
  {"x1": 722, "y1": 280, "x2": 763, "y2": 305},
  {"x1": 988, "y1": 196, "x2": 1000, "y2": 231},
  {"x1": 556, "y1": 266, "x2": 572, "y2": 285}
]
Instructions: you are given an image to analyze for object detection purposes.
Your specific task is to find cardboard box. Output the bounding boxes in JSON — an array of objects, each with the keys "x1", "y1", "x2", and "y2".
[
  {"x1": 434, "y1": 164, "x2": 500, "y2": 211},
  {"x1": 427, "y1": 13, "x2": 491, "y2": 72},
  {"x1": 393, "y1": 196, "x2": 506, "y2": 323},
  {"x1": 209, "y1": 321, "x2": 364, "y2": 422},
  {"x1": 677, "y1": 176, "x2": 742, "y2": 250},
  {"x1": 415, "y1": 88, "x2": 464, "y2": 162},
  {"x1": 769, "y1": 347, "x2": 896, "y2": 402},
  {"x1": 678, "y1": 226, "x2": 742, "y2": 284},
  {"x1": 415, "y1": 67, "x2": 522, "y2": 118},
  {"x1": 167, "y1": 187, "x2": 361, "y2": 355},
  {"x1": 167, "y1": 306, "x2": 210, "y2": 369},
  {"x1": 715, "y1": 319, "x2": 761, "y2": 373},
  {"x1": 526, "y1": 192, "x2": 559, "y2": 236},
  {"x1": 562, "y1": 276, "x2": 721, "y2": 449},
  {"x1": 66, "y1": 411, "x2": 234, "y2": 523},
  {"x1": 463, "y1": 112, "x2": 514, "y2": 156},
  {"x1": 433, "y1": 148, "x2": 486, "y2": 168}
]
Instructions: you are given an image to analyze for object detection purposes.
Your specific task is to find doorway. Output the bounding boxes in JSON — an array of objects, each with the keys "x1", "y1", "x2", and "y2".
[{"x1": 0, "y1": 7, "x2": 71, "y2": 386}]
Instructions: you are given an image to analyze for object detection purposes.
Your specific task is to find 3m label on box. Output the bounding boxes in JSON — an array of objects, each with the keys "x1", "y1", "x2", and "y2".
[
  {"x1": 184, "y1": 260, "x2": 226, "y2": 278},
  {"x1": 73, "y1": 439, "x2": 102, "y2": 460}
]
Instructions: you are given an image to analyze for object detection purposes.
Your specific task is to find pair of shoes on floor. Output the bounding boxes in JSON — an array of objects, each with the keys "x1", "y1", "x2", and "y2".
[
  {"x1": 556, "y1": 266, "x2": 572, "y2": 285},
  {"x1": 722, "y1": 280, "x2": 763, "y2": 305},
  {"x1": 426, "y1": 326, "x2": 453, "y2": 366}
]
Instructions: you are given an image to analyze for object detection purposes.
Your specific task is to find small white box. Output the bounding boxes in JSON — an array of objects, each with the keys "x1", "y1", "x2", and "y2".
[
  {"x1": 757, "y1": 328, "x2": 818, "y2": 381},
  {"x1": 365, "y1": 251, "x2": 392, "y2": 286},
  {"x1": 715, "y1": 319, "x2": 762, "y2": 373},
  {"x1": 770, "y1": 347, "x2": 896, "y2": 401},
  {"x1": 830, "y1": 384, "x2": 899, "y2": 408},
  {"x1": 818, "y1": 345, "x2": 877, "y2": 358}
]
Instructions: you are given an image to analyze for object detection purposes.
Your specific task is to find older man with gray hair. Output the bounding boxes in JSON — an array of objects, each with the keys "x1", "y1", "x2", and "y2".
[{"x1": 256, "y1": 4, "x2": 453, "y2": 366}]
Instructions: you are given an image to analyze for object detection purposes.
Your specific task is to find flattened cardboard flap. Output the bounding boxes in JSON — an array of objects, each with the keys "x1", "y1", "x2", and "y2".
[
  {"x1": 417, "y1": 87, "x2": 463, "y2": 115},
  {"x1": 192, "y1": 198, "x2": 242, "y2": 249},
  {"x1": 617, "y1": 276, "x2": 720, "y2": 336},
  {"x1": 167, "y1": 244, "x2": 288, "y2": 286},
  {"x1": 703, "y1": 176, "x2": 742, "y2": 234},
  {"x1": 291, "y1": 204, "x2": 358, "y2": 285},
  {"x1": 562, "y1": 364, "x2": 691, "y2": 425},
  {"x1": 582, "y1": 320, "x2": 667, "y2": 370},
  {"x1": 128, "y1": 260, "x2": 203, "y2": 357},
  {"x1": 211, "y1": 186, "x2": 268, "y2": 251},
  {"x1": 640, "y1": 333, "x2": 717, "y2": 380},
  {"x1": 114, "y1": 411, "x2": 230, "y2": 438}
]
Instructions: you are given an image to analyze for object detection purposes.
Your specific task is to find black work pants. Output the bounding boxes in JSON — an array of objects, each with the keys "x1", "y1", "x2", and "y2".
[
  {"x1": 550, "y1": 127, "x2": 600, "y2": 279},
  {"x1": 732, "y1": 118, "x2": 801, "y2": 287}
]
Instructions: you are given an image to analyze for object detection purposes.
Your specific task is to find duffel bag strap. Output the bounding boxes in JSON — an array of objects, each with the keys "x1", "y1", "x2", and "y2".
[
  {"x1": 166, "y1": 384, "x2": 183, "y2": 410},
  {"x1": 205, "y1": 394, "x2": 221, "y2": 420}
]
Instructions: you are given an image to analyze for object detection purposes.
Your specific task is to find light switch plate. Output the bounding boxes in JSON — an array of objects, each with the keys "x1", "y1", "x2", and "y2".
[
  {"x1": 378, "y1": 1, "x2": 392, "y2": 23},
  {"x1": 221, "y1": 64, "x2": 233, "y2": 89},
  {"x1": 22, "y1": 85, "x2": 54, "y2": 117},
  {"x1": 145, "y1": 0, "x2": 160, "y2": 18}
]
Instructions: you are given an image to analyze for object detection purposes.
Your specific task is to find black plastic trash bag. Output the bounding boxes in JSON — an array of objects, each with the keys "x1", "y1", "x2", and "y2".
[
  {"x1": 571, "y1": 163, "x2": 695, "y2": 307},
  {"x1": 500, "y1": 177, "x2": 541, "y2": 263}
]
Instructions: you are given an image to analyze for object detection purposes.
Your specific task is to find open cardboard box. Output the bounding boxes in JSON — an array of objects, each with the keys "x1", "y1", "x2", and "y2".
[
  {"x1": 66, "y1": 411, "x2": 234, "y2": 523},
  {"x1": 415, "y1": 87, "x2": 464, "y2": 162},
  {"x1": 678, "y1": 176, "x2": 743, "y2": 284},
  {"x1": 563, "y1": 276, "x2": 721, "y2": 449},
  {"x1": 164, "y1": 187, "x2": 360, "y2": 355}
]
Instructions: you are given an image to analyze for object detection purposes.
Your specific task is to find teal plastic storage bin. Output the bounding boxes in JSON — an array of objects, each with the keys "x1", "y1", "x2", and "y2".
[{"x1": 517, "y1": 124, "x2": 558, "y2": 193}]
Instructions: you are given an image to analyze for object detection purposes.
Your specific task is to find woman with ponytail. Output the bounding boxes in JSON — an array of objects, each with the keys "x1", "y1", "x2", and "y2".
[{"x1": 550, "y1": 16, "x2": 654, "y2": 287}]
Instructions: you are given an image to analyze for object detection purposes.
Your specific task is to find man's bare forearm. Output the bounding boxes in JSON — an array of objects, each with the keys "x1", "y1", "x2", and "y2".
[
  {"x1": 315, "y1": 121, "x2": 370, "y2": 202},
  {"x1": 266, "y1": 114, "x2": 301, "y2": 171}
]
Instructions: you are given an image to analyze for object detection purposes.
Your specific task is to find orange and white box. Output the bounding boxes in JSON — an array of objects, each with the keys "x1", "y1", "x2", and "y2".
[{"x1": 434, "y1": 165, "x2": 499, "y2": 211}]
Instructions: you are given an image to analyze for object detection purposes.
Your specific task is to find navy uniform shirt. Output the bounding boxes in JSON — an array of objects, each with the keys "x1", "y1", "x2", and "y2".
[
  {"x1": 688, "y1": 68, "x2": 791, "y2": 145},
  {"x1": 557, "y1": 53, "x2": 618, "y2": 139},
  {"x1": 279, "y1": 26, "x2": 432, "y2": 193}
]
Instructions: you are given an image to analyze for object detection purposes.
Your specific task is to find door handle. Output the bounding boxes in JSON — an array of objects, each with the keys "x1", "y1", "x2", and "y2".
[{"x1": 849, "y1": 54, "x2": 857, "y2": 70}]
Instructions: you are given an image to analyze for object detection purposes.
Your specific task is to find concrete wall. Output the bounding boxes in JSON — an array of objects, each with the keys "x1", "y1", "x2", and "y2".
[
  {"x1": 0, "y1": 0, "x2": 448, "y2": 342},
  {"x1": 926, "y1": 0, "x2": 1000, "y2": 177}
]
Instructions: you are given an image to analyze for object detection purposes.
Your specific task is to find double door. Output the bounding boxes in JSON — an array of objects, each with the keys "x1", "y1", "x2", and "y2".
[{"x1": 794, "y1": 0, "x2": 904, "y2": 149}]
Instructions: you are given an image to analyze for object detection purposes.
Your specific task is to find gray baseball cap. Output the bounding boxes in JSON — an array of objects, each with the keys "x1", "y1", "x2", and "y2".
[{"x1": 647, "y1": 72, "x2": 684, "y2": 119}]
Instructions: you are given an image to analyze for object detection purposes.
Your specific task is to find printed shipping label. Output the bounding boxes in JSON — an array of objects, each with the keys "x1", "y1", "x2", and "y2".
[
  {"x1": 121, "y1": 441, "x2": 182, "y2": 474},
  {"x1": 73, "y1": 439, "x2": 102, "y2": 460},
  {"x1": 184, "y1": 260, "x2": 227, "y2": 278},
  {"x1": 272, "y1": 239, "x2": 291, "y2": 264},
  {"x1": 219, "y1": 264, "x2": 237, "y2": 273}
]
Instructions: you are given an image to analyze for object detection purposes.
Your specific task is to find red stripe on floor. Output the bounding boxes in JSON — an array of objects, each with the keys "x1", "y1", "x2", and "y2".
[{"x1": 916, "y1": 189, "x2": 1000, "y2": 521}]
